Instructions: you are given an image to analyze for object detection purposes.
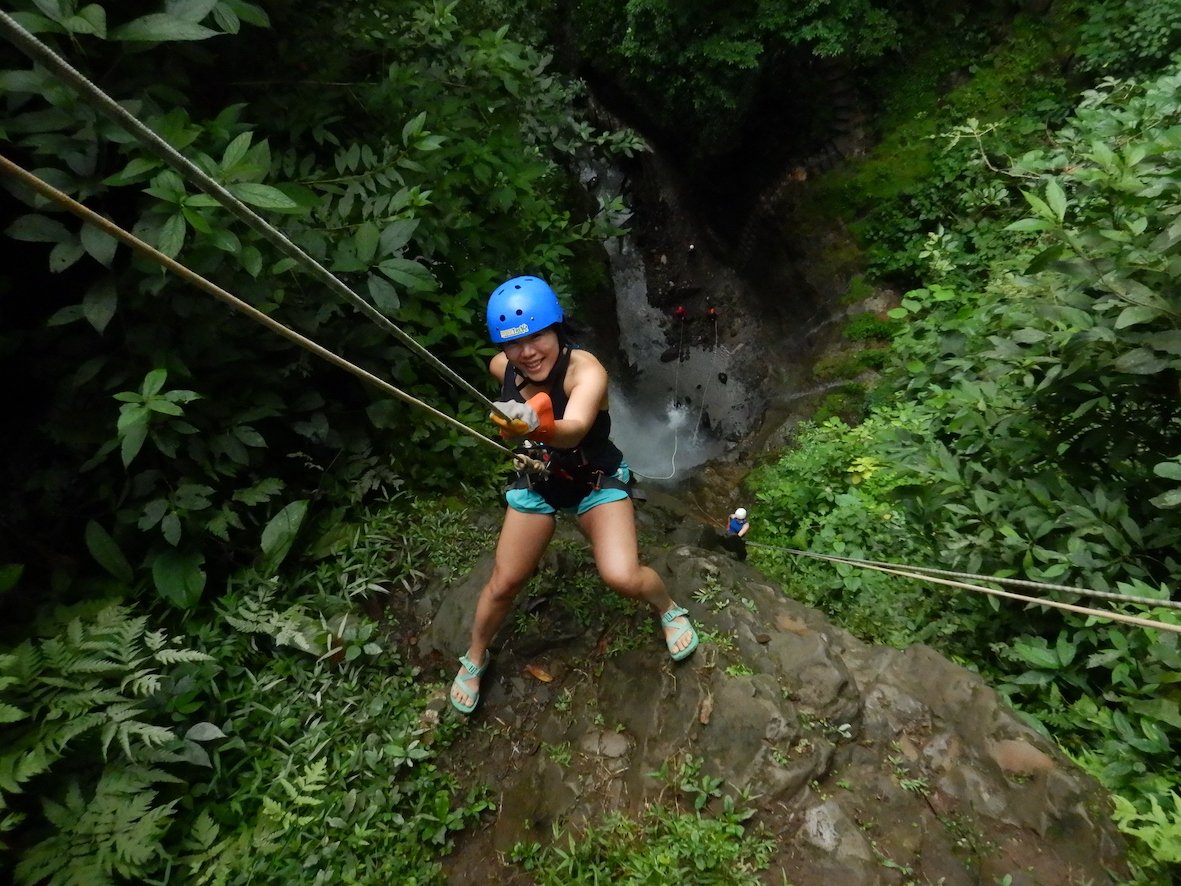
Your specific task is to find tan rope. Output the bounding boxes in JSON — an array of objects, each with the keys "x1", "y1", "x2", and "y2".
[
  {"x1": 0, "y1": 11, "x2": 514, "y2": 423},
  {"x1": 748, "y1": 541, "x2": 1181, "y2": 611},
  {"x1": 745, "y1": 541, "x2": 1181, "y2": 635},
  {"x1": 0, "y1": 153, "x2": 544, "y2": 466}
]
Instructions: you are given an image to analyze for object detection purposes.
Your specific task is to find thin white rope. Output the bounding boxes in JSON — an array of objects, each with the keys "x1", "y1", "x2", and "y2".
[
  {"x1": 631, "y1": 313, "x2": 686, "y2": 482},
  {"x1": 672, "y1": 315, "x2": 685, "y2": 406},
  {"x1": 0, "y1": 12, "x2": 510, "y2": 421},
  {"x1": 631, "y1": 418, "x2": 681, "y2": 482},
  {"x1": 746, "y1": 540, "x2": 1181, "y2": 611},
  {"x1": 744, "y1": 540, "x2": 1181, "y2": 633},
  {"x1": 853, "y1": 560, "x2": 1181, "y2": 635},
  {"x1": 0, "y1": 153, "x2": 529, "y2": 463}
]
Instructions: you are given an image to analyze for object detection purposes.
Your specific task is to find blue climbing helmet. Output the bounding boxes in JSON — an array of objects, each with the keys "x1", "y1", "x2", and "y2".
[{"x1": 486, "y1": 276, "x2": 564, "y2": 344}]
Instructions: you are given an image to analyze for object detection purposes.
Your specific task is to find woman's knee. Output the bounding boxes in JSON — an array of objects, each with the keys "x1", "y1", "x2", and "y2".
[
  {"x1": 485, "y1": 569, "x2": 528, "y2": 605},
  {"x1": 599, "y1": 564, "x2": 643, "y2": 598}
]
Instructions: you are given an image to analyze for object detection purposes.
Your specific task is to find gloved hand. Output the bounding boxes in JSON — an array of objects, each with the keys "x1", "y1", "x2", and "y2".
[{"x1": 490, "y1": 392, "x2": 555, "y2": 441}]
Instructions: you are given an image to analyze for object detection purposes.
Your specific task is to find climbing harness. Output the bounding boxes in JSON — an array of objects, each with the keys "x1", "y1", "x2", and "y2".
[
  {"x1": 0, "y1": 11, "x2": 515, "y2": 427},
  {"x1": 499, "y1": 347, "x2": 629, "y2": 508},
  {"x1": 0, "y1": 153, "x2": 548, "y2": 480}
]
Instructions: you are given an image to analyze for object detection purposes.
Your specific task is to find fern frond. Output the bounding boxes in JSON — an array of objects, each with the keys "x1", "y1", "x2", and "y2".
[
  {"x1": 66, "y1": 616, "x2": 84, "y2": 648},
  {"x1": 43, "y1": 688, "x2": 126, "y2": 716},
  {"x1": 114, "y1": 721, "x2": 178, "y2": 761},
  {"x1": 16, "y1": 765, "x2": 176, "y2": 884},
  {"x1": 143, "y1": 629, "x2": 167, "y2": 652},
  {"x1": 135, "y1": 745, "x2": 189, "y2": 769},
  {"x1": 0, "y1": 702, "x2": 28, "y2": 724},
  {"x1": 43, "y1": 711, "x2": 105, "y2": 754},
  {"x1": 153, "y1": 648, "x2": 214, "y2": 664},
  {"x1": 179, "y1": 810, "x2": 238, "y2": 886},
  {"x1": 68, "y1": 657, "x2": 131, "y2": 675},
  {"x1": 17, "y1": 744, "x2": 57, "y2": 784},
  {"x1": 122, "y1": 670, "x2": 164, "y2": 697},
  {"x1": 123, "y1": 763, "x2": 185, "y2": 786}
]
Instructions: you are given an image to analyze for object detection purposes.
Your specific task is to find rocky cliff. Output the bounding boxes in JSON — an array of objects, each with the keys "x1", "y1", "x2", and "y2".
[{"x1": 417, "y1": 516, "x2": 1126, "y2": 885}]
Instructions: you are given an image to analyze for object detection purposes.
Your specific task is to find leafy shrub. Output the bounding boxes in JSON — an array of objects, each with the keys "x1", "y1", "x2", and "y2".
[
  {"x1": 762, "y1": 55, "x2": 1181, "y2": 880},
  {"x1": 0, "y1": 605, "x2": 214, "y2": 884},
  {"x1": 1, "y1": 0, "x2": 635, "y2": 613},
  {"x1": 1073, "y1": 0, "x2": 1181, "y2": 76}
]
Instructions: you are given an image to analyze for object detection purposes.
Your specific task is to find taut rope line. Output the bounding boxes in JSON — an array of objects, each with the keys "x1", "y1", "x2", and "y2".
[
  {"x1": 0, "y1": 11, "x2": 511, "y2": 422},
  {"x1": 742, "y1": 540, "x2": 1181, "y2": 634},
  {"x1": 0, "y1": 153, "x2": 545, "y2": 470}
]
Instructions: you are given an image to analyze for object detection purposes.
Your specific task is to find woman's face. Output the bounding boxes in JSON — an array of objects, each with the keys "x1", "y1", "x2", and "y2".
[{"x1": 503, "y1": 328, "x2": 559, "y2": 381}]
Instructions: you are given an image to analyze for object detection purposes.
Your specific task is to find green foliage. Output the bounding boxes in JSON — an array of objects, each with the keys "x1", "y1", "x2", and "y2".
[
  {"x1": 2, "y1": 495, "x2": 493, "y2": 882},
  {"x1": 819, "y1": 11, "x2": 1072, "y2": 286},
  {"x1": 810, "y1": 383, "x2": 870, "y2": 425},
  {"x1": 1072, "y1": 0, "x2": 1181, "y2": 76},
  {"x1": 171, "y1": 500, "x2": 494, "y2": 883},
  {"x1": 510, "y1": 755, "x2": 771, "y2": 883},
  {"x1": 748, "y1": 414, "x2": 949, "y2": 647},
  {"x1": 0, "y1": 605, "x2": 214, "y2": 883},
  {"x1": 1, "y1": 0, "x2": 632, "y2": 611},
  {"x1": 1113, "y1": 790, "x2": 1181, "y2": 867},
  {"x1": 842, "y1": 312, "x2": 899, "y2": 342},
  {"x1": 759, "y1": 52, "x2": 1181, "y2": 881},
  {"x1": 571, "y1": 0, "x2": 901, "y2": 154}
]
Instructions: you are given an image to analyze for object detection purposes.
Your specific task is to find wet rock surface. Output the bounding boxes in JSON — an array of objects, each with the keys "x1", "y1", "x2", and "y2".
[{"x1": 414, "y1": 519, "x2": 1127, "y2": 884}]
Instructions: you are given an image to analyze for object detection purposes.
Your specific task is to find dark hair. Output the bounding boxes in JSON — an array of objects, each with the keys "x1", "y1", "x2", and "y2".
[{"x1": 556, "y1": 319, "x2": 587, "y2": 349}]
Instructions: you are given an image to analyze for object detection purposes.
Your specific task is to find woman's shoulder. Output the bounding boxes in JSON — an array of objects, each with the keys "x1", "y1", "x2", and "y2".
[
  {"x1": 489, "y1": 351, "x2": 509, "y2": 381},
  {"x1": 563, "y1": 347, "x2": 608, "y2": 403},
  {"x1": 567, "y1": 347, "x2": 606, "y2": 375}
]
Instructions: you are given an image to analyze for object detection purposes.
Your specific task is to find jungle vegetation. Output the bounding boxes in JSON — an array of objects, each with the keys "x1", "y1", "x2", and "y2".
[{"x1": 1, "y1": 0, "x2": 1180, "y2": 882}]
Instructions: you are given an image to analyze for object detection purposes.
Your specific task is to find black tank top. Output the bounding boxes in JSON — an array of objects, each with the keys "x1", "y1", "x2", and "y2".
[{"x1": 502, "y1": 347, "x2": 624, "y2": 506}]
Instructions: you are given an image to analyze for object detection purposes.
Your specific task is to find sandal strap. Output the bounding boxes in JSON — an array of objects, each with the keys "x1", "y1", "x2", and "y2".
[
  {"x1": 660, "y1": 606, "x2": 689, "y2": 626},
  {"x1": 458, "y1": 652, "x2": 489, "y2": 676}
]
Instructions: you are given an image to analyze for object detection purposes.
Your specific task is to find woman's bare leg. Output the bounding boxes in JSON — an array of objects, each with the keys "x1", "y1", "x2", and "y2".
[
  {"x1": 451, "y1": 507, "x2": 555, "y2": 709},
  {"x1": 578, "y1": 499, "x2": 694, "y2": 655}
]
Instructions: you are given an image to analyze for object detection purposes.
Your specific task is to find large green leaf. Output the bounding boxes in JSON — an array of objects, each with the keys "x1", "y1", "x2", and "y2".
[
  {"x1": 82, "y1": 280, "x2": 117, "y2": 334},
  {"x1": 260, "y1": 499, "x2": 309, "y2": 573},
  {"x1": 0, "y1": 563, "x2": 24, "y2": 593},
  {"x1": 6, "y1": 214, "x2": 70, "y2": 243},
  {"x1": 228, "y1": 182, "x2": 300, "y2": 211},
  {"x1": 152, "y1": 549, "x2": 206, "y2": 608},
  {"x1": 110, "y1": 13, "x2": 218, "y2": 42},
  {"x1": 84, "y1": 520, "x2": 133, "y2": 584},
  {"x1": 378, "y1": 257, "x2": 435, "y2": 291}
]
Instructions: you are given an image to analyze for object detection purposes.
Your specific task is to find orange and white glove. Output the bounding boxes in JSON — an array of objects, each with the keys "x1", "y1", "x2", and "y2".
[{"x1": 490, "y1": 393, "x2": 555, "y2": 441}]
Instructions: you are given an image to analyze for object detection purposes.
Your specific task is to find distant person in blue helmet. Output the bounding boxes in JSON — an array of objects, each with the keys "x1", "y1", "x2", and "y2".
[
  {"x1": 449, "y1": 275, "x2": 700, "y2": 714},
  {"x1": 722, "y1": 506, "x2": 750, "y2": 561}
]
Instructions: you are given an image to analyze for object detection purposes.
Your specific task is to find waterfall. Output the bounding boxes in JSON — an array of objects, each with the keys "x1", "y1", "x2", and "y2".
[{"x1": 579, "y1": 160, "x2": 754, "y2": 483}]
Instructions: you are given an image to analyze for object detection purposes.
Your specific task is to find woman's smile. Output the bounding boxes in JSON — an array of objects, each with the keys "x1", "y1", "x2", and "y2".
[{"x1": 504, "y1": 329, "x2": 559, "y2": 380}]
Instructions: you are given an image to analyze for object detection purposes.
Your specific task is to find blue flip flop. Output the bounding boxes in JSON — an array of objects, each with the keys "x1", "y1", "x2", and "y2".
[
  {"x1": 661, "y1": 606, "x2": 699, "y2": 662},
  {"x1": 450, "y1": 651, "x2": 490, "y2": 714}
]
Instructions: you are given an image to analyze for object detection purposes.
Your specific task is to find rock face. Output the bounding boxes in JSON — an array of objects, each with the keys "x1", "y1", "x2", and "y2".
[{"x1": 419, "y1": 527, "x2": 1127, "y2": 884}]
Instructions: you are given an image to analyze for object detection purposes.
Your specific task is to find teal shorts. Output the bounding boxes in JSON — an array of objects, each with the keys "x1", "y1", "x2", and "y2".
[{"x1": 506, "y1": 464, "x2": 632, "y2": 516}]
